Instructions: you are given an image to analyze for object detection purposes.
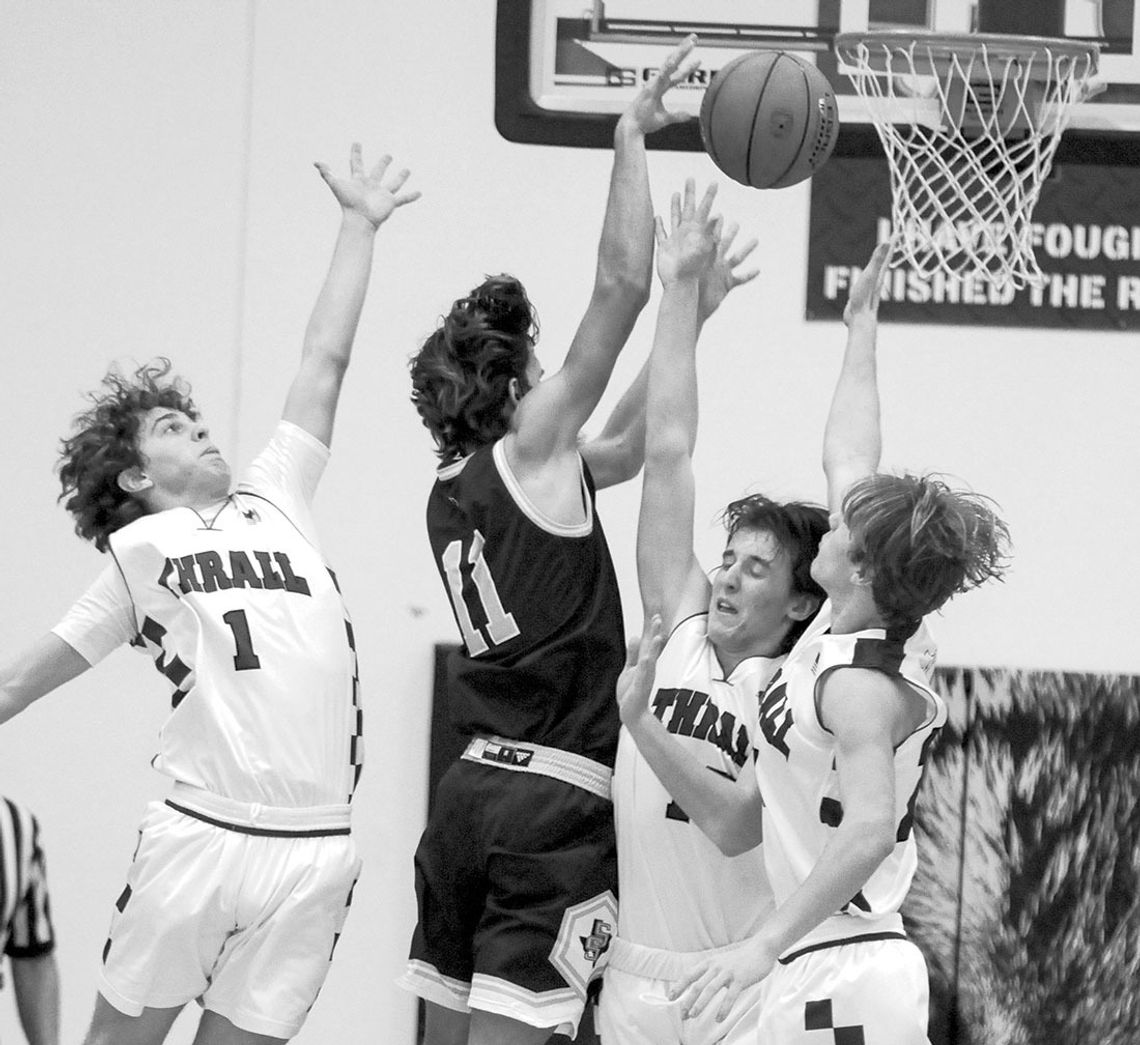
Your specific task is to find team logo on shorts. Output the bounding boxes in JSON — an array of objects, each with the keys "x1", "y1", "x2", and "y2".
[
  {"x1": 580, "y1": 918, "x2": 612, "y2": 963},
  {"x1": 548, "y1": 890, "x2": 617, "y2": 999}
]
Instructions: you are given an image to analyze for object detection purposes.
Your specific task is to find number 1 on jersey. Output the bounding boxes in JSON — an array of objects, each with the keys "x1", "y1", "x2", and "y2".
[
  {"x1": 441, "y1": 530, "x2": 520, "y2": 656},
  {"x1": 222, "y1": 609, "x2": 262, "y2": 670}
]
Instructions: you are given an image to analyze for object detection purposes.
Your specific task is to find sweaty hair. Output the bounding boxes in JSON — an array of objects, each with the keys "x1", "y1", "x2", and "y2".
[
  {"x1": 58, "y1": 358, "x2": 197, "y2": 552},
  {"x1": 843, "y1": 473, "x2": 1011, "y2": 627},
  {"x1": 409, "y1": 274, "x2": 538, "y2": 463},
  {"x1": 721, "y1": 493, "x2": 830, "y2": 653}
]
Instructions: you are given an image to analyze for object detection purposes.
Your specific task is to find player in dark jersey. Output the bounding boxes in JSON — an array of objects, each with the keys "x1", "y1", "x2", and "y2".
[{"x1": 399, "y1": 36, "x2": 702, "y2": 1045}]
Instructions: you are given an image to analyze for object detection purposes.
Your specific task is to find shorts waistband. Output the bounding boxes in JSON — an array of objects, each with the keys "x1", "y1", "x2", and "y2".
[
  {"x1": 165, "y1": 781, "x2": 352, "y2": 837},
  {"x1": 608, "y1": 937, "x2": 756, "y2": 981},
  {"x1": 461, "y1": 736, "x2": 612, "y2": 801},
  {"x1": 779, "y1": 912, "x2": 906, "y2": 964}
]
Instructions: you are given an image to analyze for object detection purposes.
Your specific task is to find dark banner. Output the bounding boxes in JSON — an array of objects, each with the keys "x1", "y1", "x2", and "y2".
[
  {"x1": 909, "y1": 667, "x2": 1140, "y2": 1044},
  {"x1": 807, "y1": 157, "x2": 1140, "y2": 329}
]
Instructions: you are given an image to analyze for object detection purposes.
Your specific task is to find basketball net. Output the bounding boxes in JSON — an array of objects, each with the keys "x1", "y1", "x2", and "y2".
[{"x1": 835, "y1": 31, "x2": 1101, "y2": 289}]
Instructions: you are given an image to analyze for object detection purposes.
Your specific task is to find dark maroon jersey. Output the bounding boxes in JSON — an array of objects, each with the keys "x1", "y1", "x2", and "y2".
[{"x1": 425, "y1": 439, "x2": 625, "y2": 766}]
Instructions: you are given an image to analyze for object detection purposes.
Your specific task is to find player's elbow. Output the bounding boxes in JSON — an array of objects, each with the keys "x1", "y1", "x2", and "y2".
[
  {"x1": 707, "y1": 810, "x2": 764, "y2": 857},
  {"x1": 644, "y1": 433, "x2": 692, "y2": 474},
  {"x1": 846, "y1": 814, "x2": 897, "y2": 866},
  {"x1": 593, "y1": 265, "x2": 652, "y2": 315}
]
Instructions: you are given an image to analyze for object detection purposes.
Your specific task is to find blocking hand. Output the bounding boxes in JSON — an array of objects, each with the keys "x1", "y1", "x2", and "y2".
[{"x1": 315, "y1": 143, "x2": 422, "y2": 229}]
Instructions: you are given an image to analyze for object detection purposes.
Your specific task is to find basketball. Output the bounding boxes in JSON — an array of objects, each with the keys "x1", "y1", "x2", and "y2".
[{"x1": 699, "y1": 51, "x2": 840, "y2": 189}]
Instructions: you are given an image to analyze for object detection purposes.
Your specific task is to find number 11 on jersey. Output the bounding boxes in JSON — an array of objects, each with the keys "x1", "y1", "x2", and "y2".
[{"x1": 441, "y1": 530, "x2": 520, "y2": 656}]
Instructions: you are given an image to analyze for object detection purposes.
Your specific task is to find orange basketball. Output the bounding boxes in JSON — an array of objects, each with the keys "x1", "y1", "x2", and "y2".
[{"x1": 699, "y1": 51, "x2": 840, "y2": 189}]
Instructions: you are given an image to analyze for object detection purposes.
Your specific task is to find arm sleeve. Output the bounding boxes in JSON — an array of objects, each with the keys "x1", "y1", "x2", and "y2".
[
  {"x1": 236, "y1": 421, "x2": 331, "y2": 541},
  {"x1": 5, "y1": 812, "x2": 55, "y2": 959},
  {"x1": 50, "y1": 565, "x2": 136, "y2": 666}
]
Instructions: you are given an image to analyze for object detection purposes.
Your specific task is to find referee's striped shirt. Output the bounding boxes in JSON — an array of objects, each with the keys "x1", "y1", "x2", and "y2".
[{"x1": 0, "y1": 797, "x2": 55, "y2": 987}]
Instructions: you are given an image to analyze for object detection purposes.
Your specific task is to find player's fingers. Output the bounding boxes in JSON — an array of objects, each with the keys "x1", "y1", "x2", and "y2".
[
  {"x1": 385, "y1": 166, "x2": 411, "y2": 192},
  {"x1": 671, "y1": 53, "x2": 701, "y2": 85},
  {"x1": 654, "y1": 215, "x2": 667, "y2": 248},
  {"x1": 681, "y1": 177, "x2": 696, "y2": 220},
  {"x1": 393, "y1": 188, "x2": 422, "y2": 207},
  {"x1": 667, "y1": 965, "x2": 703, "y2": 1002},
  {"x1": 661, "y1": 33, "x2": 697, "y2": 75},
  {"x1": 715, "y1": 980, "x2": 743, "y2": 1023},
  {"x1": 313, "y1": 161, "x2": 333, "y2": 183},
  {"x1": 370, "y1": 153, "x2": 394, "y2": 182},
  {"x1": 642, "y1": 614, "x2": 664, "y2": 661},
  {"x1": 728, "y1": 235, "x2": 760, "y2": 268},
  {"x1": 670, "y1": 190, "x2": 682, "y2": 230},
  {"x1": 696, "y1": 180, "x2": 718, "y2": 221},
  {"x1": 349, "y1": 142, "x2": 364, "y2": 177}
]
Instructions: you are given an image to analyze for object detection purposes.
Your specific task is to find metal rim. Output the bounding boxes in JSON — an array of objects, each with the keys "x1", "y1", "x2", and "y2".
[{"x1": 834, "y1": 29, "x2": 1100, "y2": 75}]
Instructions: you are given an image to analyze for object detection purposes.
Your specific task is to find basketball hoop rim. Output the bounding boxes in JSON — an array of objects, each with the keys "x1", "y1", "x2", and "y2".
[{"x1": 834, "y1": 29, "x2": 1100, "y2": 79}]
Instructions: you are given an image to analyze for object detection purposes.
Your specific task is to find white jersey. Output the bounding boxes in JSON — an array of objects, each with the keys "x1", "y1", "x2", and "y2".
[
  {"x1": 613, "y1": 613, "x2": 778, "y2": 952},
  {"x1": 53, "y1": 422, "x2": 363, "y2": 812},
  {"x1": 752, "y1": 601, "x2": 943, "y2": 950}
]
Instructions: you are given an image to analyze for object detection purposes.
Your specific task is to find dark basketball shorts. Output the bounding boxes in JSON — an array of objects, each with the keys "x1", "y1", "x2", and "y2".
[{"x1": 398, "y1": 746, "x2": 617, "y2": 1037}]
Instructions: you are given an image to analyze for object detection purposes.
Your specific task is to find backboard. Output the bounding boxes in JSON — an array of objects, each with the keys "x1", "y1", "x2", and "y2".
[{"x1": 495, "y1": 0, "x2": 1140, "y2": 162}]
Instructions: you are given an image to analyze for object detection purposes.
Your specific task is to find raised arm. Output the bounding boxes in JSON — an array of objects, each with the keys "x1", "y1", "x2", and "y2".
[
  {"x1": 635, "y1": 180, "x2": 721, "y2": 629},
  {"x1": 510, "y1": 37, "x2": 699, "y2": 466},
  {"x1": 580, "y1": 219, "x2": 759, "y2": 491},
  {"x1": 821, "y1": 242, "x2": 891, "y2": 511},
  {"x1": 617, "y1": 616, "x2": 764, "y2": 855},
  {"x1": 283, "y1": 144, "x2": 421, "y2": 446}
]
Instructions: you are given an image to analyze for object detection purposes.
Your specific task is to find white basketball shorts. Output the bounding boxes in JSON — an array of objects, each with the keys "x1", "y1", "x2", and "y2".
[
  {"x1": 759, "y1": 934, "x2": 931, "y2": 1044},
  {"x1": 597, "y1": 937, "x2": 768, "y2": 1045},
  {"x1": 98, "y1": 800, "x2": 360, "y2": 1039}
]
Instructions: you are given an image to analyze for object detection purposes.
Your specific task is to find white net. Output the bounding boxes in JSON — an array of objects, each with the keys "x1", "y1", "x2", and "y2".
[{"x1": 835, "y1": 32, "x2": 1100, "y2": 289}]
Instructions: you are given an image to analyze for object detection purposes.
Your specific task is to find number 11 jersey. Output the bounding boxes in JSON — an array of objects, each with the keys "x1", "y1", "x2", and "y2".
[{"x1": 426, "y1": 440, "x2": 625, "y2": 767}]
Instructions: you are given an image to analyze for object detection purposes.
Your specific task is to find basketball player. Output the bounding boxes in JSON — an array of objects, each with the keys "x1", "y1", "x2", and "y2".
[
  {"x1": 0, "y1": 145, "x2": 419, "y2": 1045},
  {"x1": 618, "y1": 243, "x2": 1010, "y2": 1043},
  {"x1": 0, "y1": 796, "x2": 59, "y2": 1045},
  {"x1": 399, "y1": 37, "x2": 702, "y2": 1045},
  {"x1": 598, "y1": 184, "x2": 828, "y2": 1045}
]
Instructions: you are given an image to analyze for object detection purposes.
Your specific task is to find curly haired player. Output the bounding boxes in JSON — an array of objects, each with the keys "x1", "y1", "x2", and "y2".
[{"x1": 0, "y1": 145, "x2": 418, "y2": 1045}]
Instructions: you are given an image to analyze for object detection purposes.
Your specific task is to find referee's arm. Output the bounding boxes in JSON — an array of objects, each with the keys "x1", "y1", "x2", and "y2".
[{"x1": 10, "y1": 953, "x2": 59, "y2": 1045}]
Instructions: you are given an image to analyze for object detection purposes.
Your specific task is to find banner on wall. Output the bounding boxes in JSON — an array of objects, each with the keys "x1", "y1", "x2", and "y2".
[
  {"x1": 807, "y1": 157, "x2": 1140, "y2": 329},
  {"x1": 909, "y1": 667, "x2": 1140, "y2": 1045}
]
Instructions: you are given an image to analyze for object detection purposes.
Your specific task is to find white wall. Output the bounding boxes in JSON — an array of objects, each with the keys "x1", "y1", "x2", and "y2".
[{"x1": 1, "y1": 1, "x2": 1137, "y2": 1042}]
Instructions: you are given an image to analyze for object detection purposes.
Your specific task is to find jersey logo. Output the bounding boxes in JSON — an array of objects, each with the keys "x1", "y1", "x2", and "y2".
[
  {"x1": 476, "y1": 740, "x2": 534, "y2": 769},
  {"x1": 652, "y1": 687, "x2": 749, "y2": 768},
  {"x1": 579, "y1": 918, "x2": 613, "y2": 963},
  {"x1": 158, "y1": 550, "x2": 311, "y2": 597},
  {"x1": 549, "y1": 891, "x2": 618, "y2": 1000},
  {"x1": 757, "y1": 677, "x2": 794, "y2": 760}
]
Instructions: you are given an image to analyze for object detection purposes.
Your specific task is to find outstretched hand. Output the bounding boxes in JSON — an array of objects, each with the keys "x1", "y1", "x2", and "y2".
[
  {"x1": 668, "y1": 937, "x2": 775, "y2": 1024},
  {"x1": 621, "y1": 34, "x2": 701, "y2": 136},
  {"x1": 698, "y1": 219, "x2": 759, "y2": 324},
  {"x1": 615, "y1": 615, "x2": 665, "y2": 727},
  {"x1": 315, "y1": 143, "x2": 421, "y2": 229},
  {"x1": 655, "y1": 178, "x2": 719, "y2": 285},
  {"x1": 843, "y1": 241, "x2": 891, "y2": 326}
]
